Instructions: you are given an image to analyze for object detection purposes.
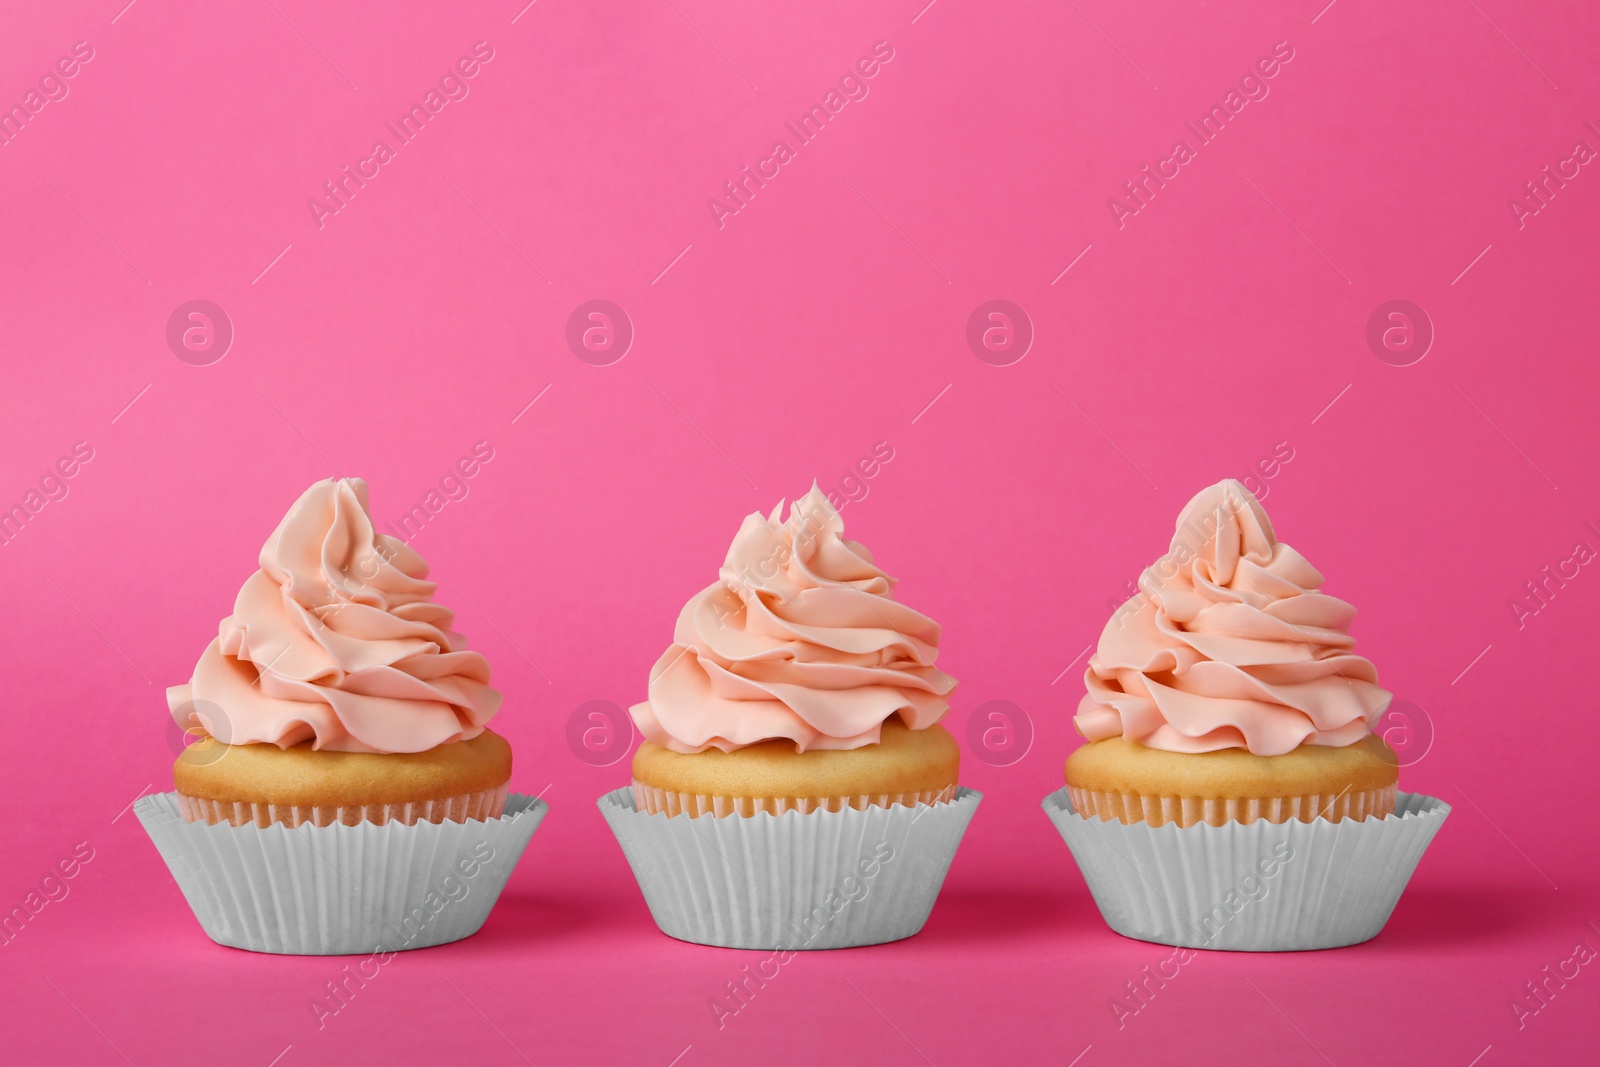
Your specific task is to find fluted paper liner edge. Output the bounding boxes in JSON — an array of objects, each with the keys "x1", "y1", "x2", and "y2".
[
  {"x1": 137, "y1": 791, "x2": 547, "y2": 955},
  {"x1": 599, "y1": 786, "x2": 981, "y2": 949},
  {"x1": 1043, "y1": 788, "x2": 1448, "y2": 951}
]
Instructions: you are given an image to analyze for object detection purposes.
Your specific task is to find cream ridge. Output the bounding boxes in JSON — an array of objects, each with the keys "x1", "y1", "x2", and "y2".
[
  {"x1": 167, "y1": 477, "x2": 500, "y2": 754},
  {"x1": 1075, "y1": 479, "x2": 1390, "y2": 756},
  {"x1": 630, "y1": 485, "x2": 954, "y2": 754}
]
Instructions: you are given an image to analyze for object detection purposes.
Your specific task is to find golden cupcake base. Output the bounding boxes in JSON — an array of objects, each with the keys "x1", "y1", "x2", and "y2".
[
  {"x1": 176, "y1": 784, "x2": 509, "y2": 828},
  {"x1": 1065, "y1": 734, "x2": 1399, "y2": 826},
  {"x1": 1065, "y1": 783, "x2": 1395, "y2": 828},
  {"x1": 631, "y1": 720, "x2": 959, "y2": 818},
  {"x1": 631, "y1": 781, "x2": 955, "y2": 818},
  {"x1": 172, "y1": 728, "x2": 512, "y2": 827}
]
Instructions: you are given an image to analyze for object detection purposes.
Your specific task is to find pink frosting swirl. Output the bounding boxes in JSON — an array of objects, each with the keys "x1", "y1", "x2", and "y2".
[
  {"x1": 630, "y1": 486, "x2": 955, "y2": 754},
  {"x1": 1074, "y1": 480, "x2": 1390, "y2": 756},
  {"x1": 167, "y1": 478, "x2": 501, "y2": 754}
]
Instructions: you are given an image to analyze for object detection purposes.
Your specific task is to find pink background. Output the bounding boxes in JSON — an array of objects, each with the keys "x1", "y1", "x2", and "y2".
[{"x1": 3, "y1": 1, "x2": 1597, "y2": 1063}]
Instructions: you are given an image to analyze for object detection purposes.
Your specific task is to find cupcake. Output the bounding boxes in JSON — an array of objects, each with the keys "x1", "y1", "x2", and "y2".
[
  {"x1": 600, "y1": 486, "x2": 979, "y2": 949},
  {"x1": 137, "y1": 478, "x2": 546, "y2": 954},
  {"x1": 1044, "y1": 480, "x2": 1447, "y2": 950}
]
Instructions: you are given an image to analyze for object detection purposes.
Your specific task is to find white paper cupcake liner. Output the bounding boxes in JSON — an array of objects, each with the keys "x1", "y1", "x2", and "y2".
[
  {"x1": 137, "y1": 791, "x2": 547, "y2": 955},
  {"x1": 599, "y1": 786, "x2": 981, "y2": 949},
  {"x1": 1043, "y1": 788, "x2": 1447, "y2": 951}
]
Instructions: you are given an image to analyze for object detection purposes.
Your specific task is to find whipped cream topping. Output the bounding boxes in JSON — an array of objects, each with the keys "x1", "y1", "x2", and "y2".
[
  {"x1": 630, "y1": 486, "x2": 955, "y2": 754},
  {"x1": 1075, "y1": 480, "x2": 1390, "y2": 756},
  {"x1": 167, "y1": 478, "x2": 500, "y2": 753}
]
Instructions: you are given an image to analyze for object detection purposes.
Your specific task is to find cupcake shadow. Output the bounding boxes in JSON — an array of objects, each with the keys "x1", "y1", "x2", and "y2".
[
  {"x1": 918, "y1": 888, "x2": 1107, "y2": 945},
  {"x1": 1375, "y1": 883, "x2": 1569, "y2": 949},
  {"x1": 461, "y1": 890, "x2": 620, "y2": 947}
]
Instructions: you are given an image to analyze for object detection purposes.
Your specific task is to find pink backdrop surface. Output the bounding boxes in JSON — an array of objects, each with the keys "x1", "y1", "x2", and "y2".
[{"x1": 2, "y1": 1, "x2": 1597, "y2": 1064}]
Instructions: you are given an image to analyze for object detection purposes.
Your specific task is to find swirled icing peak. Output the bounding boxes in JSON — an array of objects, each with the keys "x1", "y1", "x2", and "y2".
[
  {"x1": 1074, "y1": 480, "x2": 1390, "y2": 756},
  {"x1": 630, "y1": 485, "x2": 955, "y2": 754},
  {"x1": 167, "y1": 477, "x2": 501, "y2": 754}
]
